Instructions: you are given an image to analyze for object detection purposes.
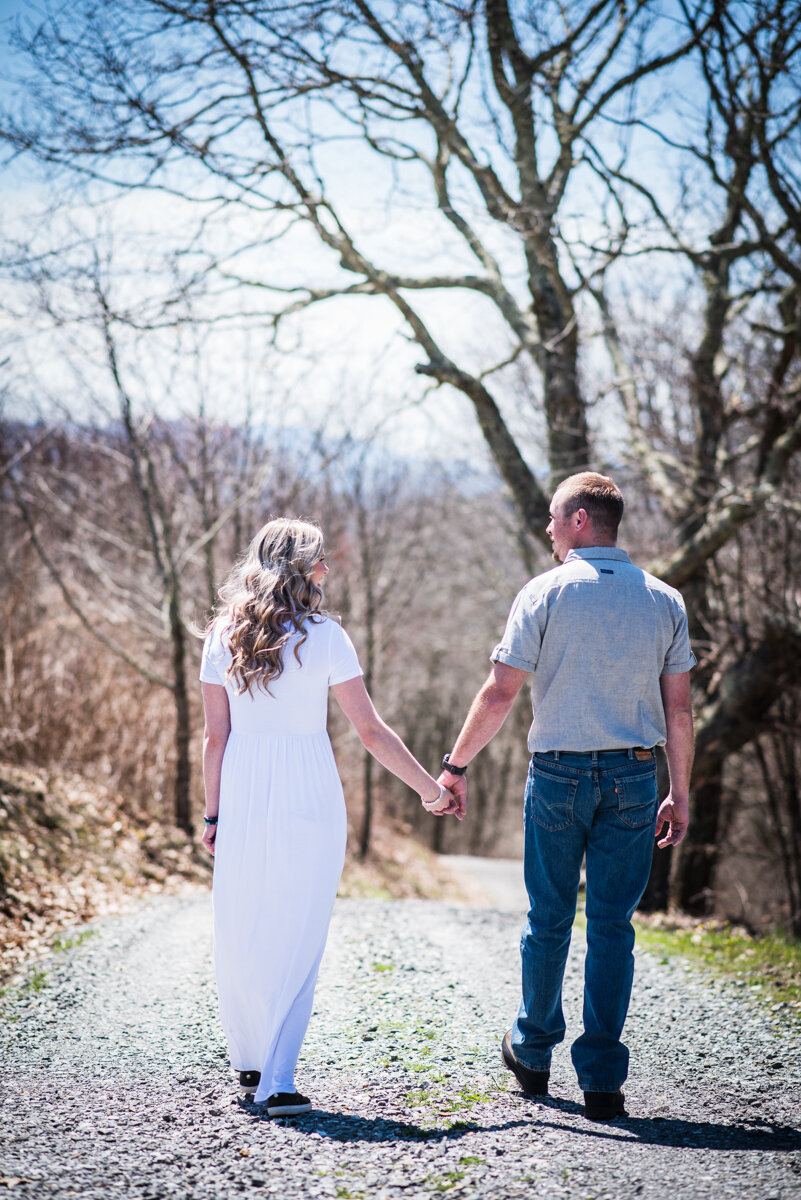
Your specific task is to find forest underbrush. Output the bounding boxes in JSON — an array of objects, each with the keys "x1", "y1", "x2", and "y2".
[
  {"x1": 0, "y1": 760, "x2": 209, "y2": 980},
  {"x1": 0, "y1": 760, "x2": 462, "y2": 981}
]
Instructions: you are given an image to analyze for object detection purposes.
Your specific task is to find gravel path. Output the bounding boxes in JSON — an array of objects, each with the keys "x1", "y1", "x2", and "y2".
[{"x1": 1, "y1": 889, "x2": 800, "y2": 1199}]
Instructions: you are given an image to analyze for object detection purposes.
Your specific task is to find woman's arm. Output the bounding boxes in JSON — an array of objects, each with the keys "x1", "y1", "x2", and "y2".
[
  {"x1": 201, "y1": 681, "x2": 232, "y2": 854},
  {"x1": 330, "y1": 676, "x2": 459, "y2": 818}
]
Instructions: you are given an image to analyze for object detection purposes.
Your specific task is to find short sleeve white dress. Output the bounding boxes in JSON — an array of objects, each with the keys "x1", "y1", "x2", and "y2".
[{"x1": 200, "y1": 614, "x2": 362, "y2": 1104}]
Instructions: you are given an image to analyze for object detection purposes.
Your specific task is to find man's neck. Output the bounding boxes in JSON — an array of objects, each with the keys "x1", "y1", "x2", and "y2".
[{"x1": 569, "y1": 537, "x2": 617, "y2": 551}]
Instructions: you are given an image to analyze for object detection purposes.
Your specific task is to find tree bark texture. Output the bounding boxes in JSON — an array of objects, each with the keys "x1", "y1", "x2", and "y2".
[{"x1": 675, "y1": 615, "x2": 801, "y2": 911}]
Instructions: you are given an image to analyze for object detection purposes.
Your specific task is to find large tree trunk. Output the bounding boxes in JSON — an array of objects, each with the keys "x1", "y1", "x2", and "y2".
[
  {"x1": 754, "y1": 728, "x2": 801, "y2": 938},
  {"x1": 668, "y1": 567, "x2": 720, "y2": 912},
  {"x1": 674, "y1": 774, "x2": 724, "y2": 914},
  {"x1": 673, "y1": 614, "x2": 801, "y2": 910}
]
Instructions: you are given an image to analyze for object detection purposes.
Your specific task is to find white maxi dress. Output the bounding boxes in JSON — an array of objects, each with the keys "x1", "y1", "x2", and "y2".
[{"x1": 200, "y1": 615, "x2": 362, "y2": 1105}]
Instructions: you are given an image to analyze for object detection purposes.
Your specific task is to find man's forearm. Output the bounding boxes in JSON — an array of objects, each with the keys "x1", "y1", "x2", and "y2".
[
  {"x1": 664, "y1": 710, "x2": 694, "y2": 798},
  {"x1": 659, "y1": 671, "x2": 694, "y2": 799},
  {"x1": 448, "y1": 672, "x2": 523, "y2": 767}
]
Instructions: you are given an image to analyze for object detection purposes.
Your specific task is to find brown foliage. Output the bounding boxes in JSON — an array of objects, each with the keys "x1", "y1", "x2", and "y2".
[{"x1": 0, "y1": 760, "x2": 210, "y2": 981}]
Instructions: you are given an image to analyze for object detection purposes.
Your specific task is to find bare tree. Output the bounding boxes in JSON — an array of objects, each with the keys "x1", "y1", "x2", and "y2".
[
  {"x1": 588, "y1": 0, "x2": 801, "y2": 909},
  {"x1": 331, "y1": 449, "x2": 436, "y2": 858},
  {"x1": 0, "y1": 232, "x2": 302, "y2": 831},
  {"x1": 3, "y1": 0, "x2": 801, "y2": 908},
  {"x1": 1, "y1": 0, "x2": 703, "y2": 507}
]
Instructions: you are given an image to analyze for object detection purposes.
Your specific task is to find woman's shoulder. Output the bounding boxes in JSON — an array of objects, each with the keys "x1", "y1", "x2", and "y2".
[
  {"x1": 306, "y1": 613, "x2": 349, "y2": 640},
  {"x1": 302, "y1": 613, "x2": 359, "y2": 656},
  {"x1": 203, "y1": 616, "x2": 233, "y2": 659},
  {"x1": 304, "y1": 611, "x2": 336, "y2": 630}
]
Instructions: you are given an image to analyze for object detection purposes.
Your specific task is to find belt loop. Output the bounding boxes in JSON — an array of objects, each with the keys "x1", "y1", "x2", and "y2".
[
  {"x1": 628, "y1": 748, "x2": 634, "y2": 759},
  {"x1": 553, "y1": 750, "x2": 560, "y2": 760},
  {"x1": 591, "y1": 750, "x2": 598, "y2": 762}
]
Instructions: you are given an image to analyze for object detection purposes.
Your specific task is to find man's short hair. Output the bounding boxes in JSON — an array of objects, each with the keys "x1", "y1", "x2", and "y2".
[{"x1": 554, "y1": 472, "x2": 624, "y2": 537}]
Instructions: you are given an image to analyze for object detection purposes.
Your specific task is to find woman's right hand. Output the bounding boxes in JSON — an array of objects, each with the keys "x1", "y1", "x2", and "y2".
[{"x1": 422, "y1": 784, "x2": 465, "y2": 820}]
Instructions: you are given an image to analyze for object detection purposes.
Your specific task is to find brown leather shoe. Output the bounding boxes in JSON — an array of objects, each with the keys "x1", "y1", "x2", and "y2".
[
  {"x1": 501, "y1": 1030, "x2": 549, "y2": 1095},
  {"x1": 583, "y1": 1089, "x2": 626, "y2": 1120}
]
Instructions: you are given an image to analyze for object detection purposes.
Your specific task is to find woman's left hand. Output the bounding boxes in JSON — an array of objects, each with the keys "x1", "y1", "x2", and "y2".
[{"x1": 201, "y1": 824, "x2": 217, "y2": 855}]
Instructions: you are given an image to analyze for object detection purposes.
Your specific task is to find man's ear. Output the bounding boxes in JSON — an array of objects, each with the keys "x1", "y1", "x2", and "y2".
[{"x1": 574, "y1": 507, "x2": 589, "y2": 528}]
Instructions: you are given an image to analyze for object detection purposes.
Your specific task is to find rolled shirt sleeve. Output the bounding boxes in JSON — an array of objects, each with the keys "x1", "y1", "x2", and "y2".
[
  {"x1": 490, "y1": 589, "x2": 542, "y2": 673},
  {"x1": 660, "y1": 597, "x2": 698, "y2": 675}
]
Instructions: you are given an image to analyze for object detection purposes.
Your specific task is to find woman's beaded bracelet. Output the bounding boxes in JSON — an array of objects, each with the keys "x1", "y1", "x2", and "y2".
[{"x1": 203, "y1": 814, "x2": 219, "y2": 826}]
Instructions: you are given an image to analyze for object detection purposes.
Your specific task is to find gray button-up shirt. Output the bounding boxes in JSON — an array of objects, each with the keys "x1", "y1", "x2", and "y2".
[{"x1": 491, "y1": 547, "x2": 696, "y2": 753}]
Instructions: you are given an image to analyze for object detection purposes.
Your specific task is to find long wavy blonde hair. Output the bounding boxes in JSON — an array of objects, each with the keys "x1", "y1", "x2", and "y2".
[{"x1": 209, "y1": 517, "x2": 326, "y2": 696}]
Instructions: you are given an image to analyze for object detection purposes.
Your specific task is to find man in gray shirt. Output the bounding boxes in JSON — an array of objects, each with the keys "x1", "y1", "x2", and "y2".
[{"x1": 438, "y1": 472, "x2": 695, "y2": 1121}]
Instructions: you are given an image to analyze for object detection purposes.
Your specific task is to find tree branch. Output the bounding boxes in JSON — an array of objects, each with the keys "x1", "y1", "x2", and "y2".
[
  {"x1": 8, "y1": 467, "x2": 172, "y2": 690},
  {"x1": 693, "y1": 613, "x2": 801, "y2": 785}
]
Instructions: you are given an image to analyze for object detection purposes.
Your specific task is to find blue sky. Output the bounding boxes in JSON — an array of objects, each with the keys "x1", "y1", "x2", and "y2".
[{"x1": 0, "y1": 1, "x2": 732, "y2": 474}]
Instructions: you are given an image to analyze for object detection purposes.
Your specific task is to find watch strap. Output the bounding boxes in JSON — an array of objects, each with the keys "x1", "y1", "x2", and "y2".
[{"x1": 441, "y1": 754, "x2": 468, "y2": 776}]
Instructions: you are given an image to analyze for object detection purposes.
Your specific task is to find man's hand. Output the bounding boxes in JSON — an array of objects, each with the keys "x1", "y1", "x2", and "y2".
[
  {"x1": 655, "y1": 792, "x2": 689, "y2": 847},
  {"x1": 436, "y1": 772, "x2": 467, "y2": 820}
]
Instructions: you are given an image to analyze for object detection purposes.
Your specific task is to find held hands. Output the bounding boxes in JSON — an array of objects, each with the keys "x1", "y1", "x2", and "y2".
[
  {"x1": 655, "y1": 792, "x2": 689, "y2": 848},
  {"x1": 420, "y1": 772, "x2": 467, "y2": 821},
  {"x1": 439, "y1": 771, "x2": 466, "y2": 820},
  {"x1": 421, "y1": 781, "x2": 463, "y2": 820}
]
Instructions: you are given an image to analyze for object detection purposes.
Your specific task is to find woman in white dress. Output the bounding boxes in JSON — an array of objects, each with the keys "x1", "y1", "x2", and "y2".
[{"x1": 199, "y1": 517, "x2": 459, "y2": 1115}]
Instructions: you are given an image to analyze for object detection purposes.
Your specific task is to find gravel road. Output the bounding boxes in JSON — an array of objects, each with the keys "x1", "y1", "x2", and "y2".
[{"x1": 2, "y1": 887, "x2": 800, "y2": 1200}]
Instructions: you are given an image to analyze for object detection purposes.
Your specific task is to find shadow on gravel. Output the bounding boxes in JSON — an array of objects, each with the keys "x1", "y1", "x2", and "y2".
[
  {"x1": 243, "y1": 1106, "x2": 529, "y2": 1144},
  {"x1": 534, "y1": 1108, "x2": 801, "y2": 1152}
]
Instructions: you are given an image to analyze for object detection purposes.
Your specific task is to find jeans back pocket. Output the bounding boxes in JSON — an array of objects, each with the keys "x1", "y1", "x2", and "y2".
[
  {"x1": 615, "y1": 768, "x2": 658, "y2": 828},
  {"x1": 530, "y1": 764, "x2": 578, "y2": 831}
]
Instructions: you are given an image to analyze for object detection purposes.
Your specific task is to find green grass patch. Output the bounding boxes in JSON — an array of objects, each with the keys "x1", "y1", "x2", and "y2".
[
  {"x1": 425, "y1": 1168, "x2": 467, "y2": 1191},
  {"x1": 51, "y1": 929, "x2": 97, "y2": 953},
  {"x1": 416, "y1": 1067, "x2": 449, "y2": 1083},
  {"x1": 435, "y1": 1085, "x2": 493, "y2": 1112},
  {"x1": 371, "y1": 961, "x2": 395, "y2": 973},
  {"x1": 405, "y1": 1077, "x2": 497, "y2": 1115},
  {"x1": 23, "y1": 967, "x2": 48, "y2": 995},
  {"x1": 634, "y1": 917, "x2": 801, "y2": 1020}
]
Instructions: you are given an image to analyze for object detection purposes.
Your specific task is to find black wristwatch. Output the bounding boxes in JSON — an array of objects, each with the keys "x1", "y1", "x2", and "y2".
[{"x1": 441, "y1": 754, "x2": 468, "y2": 776}]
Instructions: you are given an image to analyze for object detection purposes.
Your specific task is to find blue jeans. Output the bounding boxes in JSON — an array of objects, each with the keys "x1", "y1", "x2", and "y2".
[{"x1": 511, "y1": 749, "x2": 658, "y2": 1092}]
